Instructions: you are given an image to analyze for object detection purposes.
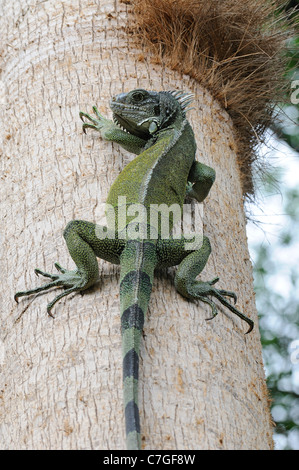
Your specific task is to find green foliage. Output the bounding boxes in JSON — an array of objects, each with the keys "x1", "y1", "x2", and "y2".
[
  {"x1": 243, "y1": 0, "x2": 299, "y2": 451},
  {"x1": 249, "y1": 176, "x2": 299, "y2": 449},
  {"x1": 252, "y1": 4, "x2": 299, "y2": 449},
  {"x1": 273, "y1": 1, "x2": 299, "y2": 151}
]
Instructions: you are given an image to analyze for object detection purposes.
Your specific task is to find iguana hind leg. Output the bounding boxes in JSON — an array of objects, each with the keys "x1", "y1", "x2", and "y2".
[
  {"x1": 157, "y1": 235, "x2": 253, "y2": 333},
  {"x1": 15, "y1": 220, "x2": 125, "y2": 316}
]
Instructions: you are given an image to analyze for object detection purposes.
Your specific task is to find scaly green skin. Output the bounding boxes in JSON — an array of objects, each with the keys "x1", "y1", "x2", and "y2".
[{"x1": 15, "y1": 89, "x2": 254, "y2": 450}]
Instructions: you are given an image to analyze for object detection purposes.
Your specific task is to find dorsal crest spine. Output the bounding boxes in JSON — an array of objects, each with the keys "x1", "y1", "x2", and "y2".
[{"x1": 167, "y1": 90, "x2": 195, "y2": 113}]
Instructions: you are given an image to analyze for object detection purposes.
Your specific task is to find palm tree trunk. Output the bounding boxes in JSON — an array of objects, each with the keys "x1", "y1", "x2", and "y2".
[{"x1": 0, "y1": 0, "x2": 273, "y2": 449}]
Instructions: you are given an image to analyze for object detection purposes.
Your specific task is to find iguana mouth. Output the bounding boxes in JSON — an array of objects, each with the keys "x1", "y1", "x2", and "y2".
[{"x1": 112, "y1": 112, "x2": 150, "y2": 139}]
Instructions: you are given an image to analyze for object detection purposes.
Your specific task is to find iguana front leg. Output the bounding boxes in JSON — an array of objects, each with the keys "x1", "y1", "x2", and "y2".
[
  {"x1": 80, "y1": 107, "x2": 147, "y2": 155},
  {"x1": 157, "y1": 236, "x2": 254, "y2": 334},
  {"x1": 186, "y1": 160, "x2": 216, "y2": 202}
]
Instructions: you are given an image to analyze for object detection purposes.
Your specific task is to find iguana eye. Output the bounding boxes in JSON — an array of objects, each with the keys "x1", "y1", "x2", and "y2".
[{"x1": 131, "y1": 91, "x2": 144, "y2": 102}]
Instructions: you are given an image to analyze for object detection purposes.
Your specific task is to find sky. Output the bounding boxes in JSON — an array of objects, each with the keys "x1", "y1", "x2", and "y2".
[{"x1": 246, "y1": 133, "x2": 299, "y2": 450}]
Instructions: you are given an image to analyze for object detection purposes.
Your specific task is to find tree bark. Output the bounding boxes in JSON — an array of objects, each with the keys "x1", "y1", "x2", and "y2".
[{"x1": 0, "y1": 0, "x2": 273, "y2": 449}]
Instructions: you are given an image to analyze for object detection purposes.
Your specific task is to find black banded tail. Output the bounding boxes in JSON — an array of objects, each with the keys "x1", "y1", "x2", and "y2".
[{"x1": 119, "y1": 239, "x2": 157, "y2": 450}]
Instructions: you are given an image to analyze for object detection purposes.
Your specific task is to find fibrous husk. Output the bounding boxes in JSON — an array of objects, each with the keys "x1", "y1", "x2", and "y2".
[{"x1": 129, "y1": 0, "x2": 296, "y2": 197}]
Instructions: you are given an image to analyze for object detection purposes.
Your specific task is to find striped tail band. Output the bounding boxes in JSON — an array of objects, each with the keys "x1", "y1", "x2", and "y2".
[{"x1": 119, "y1": 239, "x2": 157, "y2": 450}]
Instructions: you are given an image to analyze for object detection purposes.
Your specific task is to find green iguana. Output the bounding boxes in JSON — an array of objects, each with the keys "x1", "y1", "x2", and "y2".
[{"x1": 15, "y1": 89, "x2": 254, "y2": 450}]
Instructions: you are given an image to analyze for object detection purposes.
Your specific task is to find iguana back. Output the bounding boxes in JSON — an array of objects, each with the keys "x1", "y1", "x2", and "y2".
[{"x1": 106, "y1": 90, "x2": 196, "y2": 448}]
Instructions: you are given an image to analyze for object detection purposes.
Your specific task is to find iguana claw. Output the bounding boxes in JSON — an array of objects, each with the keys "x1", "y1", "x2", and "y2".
[
  {"x1": 79, "y1": 110, "x2": 100, "y2": 133},
  {"x1": 198, "y1": 279, "x2": 253, "y2": 334},
  {"x1": 177, "y1": 276, "x2": 253, "y2": 334},
  {"x1": 79, "y1": 107, "x2": 116, "y2": 136},
  {"x1": 14, "y1": 264, "x2": 90, "y2": 317}
]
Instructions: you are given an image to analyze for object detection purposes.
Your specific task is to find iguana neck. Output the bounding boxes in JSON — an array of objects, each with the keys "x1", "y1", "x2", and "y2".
[{"x1": 146, "y1": 113, "x2": 186, "y2": 148}]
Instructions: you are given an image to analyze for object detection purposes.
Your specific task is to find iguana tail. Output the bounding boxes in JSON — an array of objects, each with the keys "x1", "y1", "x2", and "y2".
[{"x1": 119, "y1": 239, "x2": 157, "y2": 450}]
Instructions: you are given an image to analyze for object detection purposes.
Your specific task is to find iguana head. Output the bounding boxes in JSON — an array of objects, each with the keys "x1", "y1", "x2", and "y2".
[{"x1": 110, "y1": 89, "x2": 194, "y2": 138}]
